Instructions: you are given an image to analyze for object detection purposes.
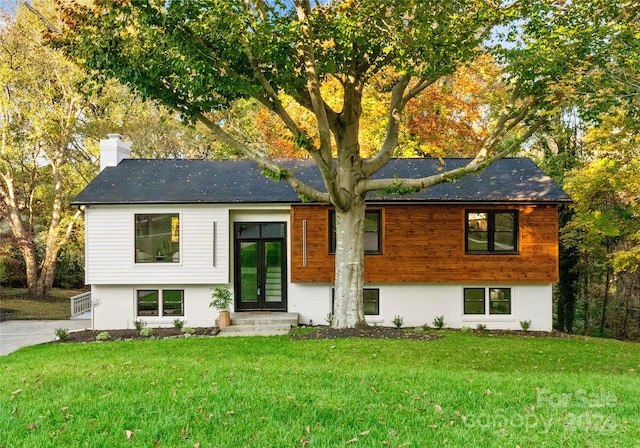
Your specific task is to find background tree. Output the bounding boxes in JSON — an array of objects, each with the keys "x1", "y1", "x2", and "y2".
[
  {"x1": 0, "y1": 2, "x2": 224, "y2": 296},
  {"x1": 52, "y1": 0, "x2": 637, "y2": 328},
  {"x1": 0, "y1": 6, "x2": 88, "y2": 296}
]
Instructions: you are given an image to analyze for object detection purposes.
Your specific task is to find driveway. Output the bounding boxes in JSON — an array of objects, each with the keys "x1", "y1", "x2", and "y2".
[{"x1": 0, "y1": 319, "x2": 91, "y2": 356}]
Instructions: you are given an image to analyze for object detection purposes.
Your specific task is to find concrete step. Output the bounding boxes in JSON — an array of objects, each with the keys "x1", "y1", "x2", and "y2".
[
  {"x1": 215, "y1": 312, "x2": 298, "y2": 328},
  {"x1": 217, "y1": 324, "x2": 293, "y2": 337}
]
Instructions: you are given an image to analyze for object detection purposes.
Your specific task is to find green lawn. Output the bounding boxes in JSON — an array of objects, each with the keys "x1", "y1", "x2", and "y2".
[
  {"x1": 0, "y1": 288, "x2": 86, "y2": 321},
  {"x1": 1, "y1": 333, "x2": 638, "y2": 447}
]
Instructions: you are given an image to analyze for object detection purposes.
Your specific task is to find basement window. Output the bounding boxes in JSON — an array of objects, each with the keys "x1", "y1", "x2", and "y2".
[
  {"x1": 331, "y1": 288, "x2": 380, "y2": 316},
  {"x1": 463, "y1": 287, "x2": 512, "y2": 315},
  {"x1": 137, "y1": 289, "x2": 184, "y2": 317}
]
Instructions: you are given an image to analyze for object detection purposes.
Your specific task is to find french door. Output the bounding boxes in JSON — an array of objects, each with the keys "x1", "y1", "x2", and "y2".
[{"x1": 234, "y1": 222, "x2": 287, "y2": 311}]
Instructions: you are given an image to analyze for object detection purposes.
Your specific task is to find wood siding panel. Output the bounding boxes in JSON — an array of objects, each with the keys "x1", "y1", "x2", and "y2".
[{"x1": 290, "y1": 204, "x2": 559, "y2": 284}]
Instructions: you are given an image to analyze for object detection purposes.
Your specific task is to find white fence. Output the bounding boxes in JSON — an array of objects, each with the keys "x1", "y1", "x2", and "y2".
[{"x1": 70, "y1": 291, "x2": 92, "y2": 317}]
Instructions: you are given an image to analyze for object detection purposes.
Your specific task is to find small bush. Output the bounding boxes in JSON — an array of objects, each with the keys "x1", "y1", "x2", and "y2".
[
  {"x1": 392, "y1": 315, "x2": 404, "y2": 329},
  {"x1": 96, "y1": 332, "x2": 110, "y2": 341},
  {"x1": 325, "y1": 313, "x2": 335, "y2": 326},
  {"x1": 460, "y1": 326, "x2": 472, "y2": 333},
  {"x1": 134, "y1": 319, "x2": 147, "y2": 331},
  {"x1": 421, "y1": 323, "x2": 431, "y2": 332},
  {"x1": 520, "y1": 319, "x2": 532, "y2": 331},
  {"x1": 432, "y1": 315, "x2": 446, "y2": 329},
  {"x1": 140, "y1": 327, "x2": 154, "y2": 337},
  {"x1": 54, "y1": 328, "x2": 69, "y2": 341},
  {"x1": 173, "y1": 319, "x2": 185, "y2": 330},
  {"x1": 181, "y1": 327, "x2": 195, "y2": 334},
  {"x1": 476, "y1": 323, "x2": 488, "y2": 331}
]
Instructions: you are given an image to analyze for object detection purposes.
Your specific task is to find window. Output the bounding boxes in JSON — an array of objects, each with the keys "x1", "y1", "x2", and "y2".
[
  {"x1": 331, "y1": 288, "x2": 380, "y2": 315},
  {"x1": 463, "y1": 287, "x2": 511, "y2": 315},
  {"x1": 329, "y1": 210, "x2": 381, "y2": 254},
  {"x1": 135, "y1": 214, "x2": 180, "y2": 263},
  {"x1": 137, "y1": 289, "x2": 184, "y2": 317},
  {"x1": 489, "y1": 288, "x2": 511, "y2": 314},
  {"x1": 466, "y1": 210, "x2": 517, "y2": 254},
  {"x1": 463, "y1": 288, "x2": 485, "y2": 314}
]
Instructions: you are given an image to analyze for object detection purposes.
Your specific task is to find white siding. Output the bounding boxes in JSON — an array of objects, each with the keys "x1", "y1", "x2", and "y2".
[{"x1": 85, "y1": 205, "x2": 229, "y2": 285}]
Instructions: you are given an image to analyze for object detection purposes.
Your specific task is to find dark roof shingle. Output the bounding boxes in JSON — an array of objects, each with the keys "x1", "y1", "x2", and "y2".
[{"x1": 72, "y1": 158, "x2": 571, "y2": 205}]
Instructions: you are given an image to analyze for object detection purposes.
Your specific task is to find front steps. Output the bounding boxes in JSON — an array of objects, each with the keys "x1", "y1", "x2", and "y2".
[{"x1": 215, "y1": 312, "x2": 298, "y2": 337}]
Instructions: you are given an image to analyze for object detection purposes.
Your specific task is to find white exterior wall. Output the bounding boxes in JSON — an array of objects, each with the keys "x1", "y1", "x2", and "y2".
[
  {"x1": 289, "y1": 283, "x2": 553, "y2": 331},
  {"x1": 86, "y1": 205, "x2": 292, "y2": 330},
  {"x1": 85, "y1": 205, "x2": 230, "y2": 285},
  {"x1": 91, "y1": 284, "x2": 216, "y2": 330}
]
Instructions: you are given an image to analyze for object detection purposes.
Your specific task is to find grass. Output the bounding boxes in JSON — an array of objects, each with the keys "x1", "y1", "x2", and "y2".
[
  {"x1": 0, "y1": 288, "x2": 85, "y2": 321},
  {"x1": 1, "y1": 332, "x2": 639, "y2": 447}
]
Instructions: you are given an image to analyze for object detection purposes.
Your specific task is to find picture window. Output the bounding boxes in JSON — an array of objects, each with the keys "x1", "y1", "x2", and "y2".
[{"x1": 135, "y1": 214, "x2": 180, "y2": 263}]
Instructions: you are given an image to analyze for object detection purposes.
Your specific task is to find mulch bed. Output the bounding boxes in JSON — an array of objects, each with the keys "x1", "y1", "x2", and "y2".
[
  {"x1": 59, "y1": 327, "x2": 220, "y2": 344},
  {"x1": 55, "y1": 326, "x2": 572, "y2": 344},
  {"x1": 291, "y1": 326, "x2": 444, "y2": 340}
]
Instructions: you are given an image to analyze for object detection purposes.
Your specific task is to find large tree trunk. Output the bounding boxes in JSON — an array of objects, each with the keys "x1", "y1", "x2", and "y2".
[
  {"x1": 332, "y1": 197, "x2": 367, "y2": 329},
  {"x1": 35, "y1": 161, "x2": 66, "y2": 296}
]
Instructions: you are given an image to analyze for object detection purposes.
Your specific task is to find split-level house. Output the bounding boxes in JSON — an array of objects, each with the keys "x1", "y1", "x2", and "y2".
[{"x1": 72, "y1": 135, "x2": 571, "y2": 330}]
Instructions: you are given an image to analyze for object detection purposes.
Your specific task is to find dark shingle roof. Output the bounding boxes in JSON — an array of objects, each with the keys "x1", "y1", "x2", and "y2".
[{"x1": 71, "y1": 158, "x2": 571, "y2": 205}]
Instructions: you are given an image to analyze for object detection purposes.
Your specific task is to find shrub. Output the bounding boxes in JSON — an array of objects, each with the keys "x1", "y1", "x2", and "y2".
[
  {"x1": 134, "y1": 319, "x2": 147, "y2": 331},
  {"x1": 520, "y1": 319, "x2": 532, "y2": 331},
  {"x1": 54, "y1": 328, "x2": 69, "y2": 341},
  {"x1": 392, "y1": 315, "x2": 404, "y2": 329},
  {"x1": 421, "y1": 323, "x2": 431, "y2": 332},
  {"x1": 432, "y1": 315, "x2": 446, "y2": 329},
  {"x1": 173, "y1": 319, "x2": 185, "y2": 330},
  {"x1": 140, "y1": 327, "x2": 154, "y2": 337},
  {"x1": 476, "y1": 323, "x2": 488, "y2": 331},
  {"x1": 96, "y1": 332, "x2": 110, "y2": 341},
  {"x1": 460, "y1": 326, "x2": 472, "y2": 333},
  {"x1": 325, "y1": 312, "x2": 334, "y2": 326},
  {"x1": 181, "y1": 327, "x2": 195, "y2": 334}
]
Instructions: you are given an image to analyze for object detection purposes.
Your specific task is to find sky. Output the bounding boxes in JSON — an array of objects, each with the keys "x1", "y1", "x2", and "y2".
[{"x1": 0, "y1": 0, "x2": 18, "y2": 13}]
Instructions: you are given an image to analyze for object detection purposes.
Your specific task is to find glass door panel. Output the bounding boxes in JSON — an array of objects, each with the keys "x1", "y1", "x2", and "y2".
[
  {"x1": 239, "y1": 241, "x2": 258, "y2": 304},
  {"x1": 264, "y1": 241, "x2": 283, "y2": 303}
]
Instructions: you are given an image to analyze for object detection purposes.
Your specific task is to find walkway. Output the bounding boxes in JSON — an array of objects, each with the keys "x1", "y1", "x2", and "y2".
[{"x1": 0, "y1": 319, "x2": 90, "y2": 356}]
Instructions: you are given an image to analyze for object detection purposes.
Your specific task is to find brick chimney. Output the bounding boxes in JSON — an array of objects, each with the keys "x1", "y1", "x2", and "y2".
[{"x1": 99, "y1": 134, "x2": 131, "y2": 171}]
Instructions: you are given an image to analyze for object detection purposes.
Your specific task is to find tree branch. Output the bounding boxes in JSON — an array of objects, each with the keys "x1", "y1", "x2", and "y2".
[
  {"x1": 358, "y1": 116, "x2": 546, "y2": 195},
  {"x1": 194, "y1": 112, "x2": 330, "y2": 203},
  {"x1": 294, "y1": 0, "x2": 333, "y2": 163},
  {"x1": 22, "y1": 1, "x2": 61, "y2": 36},
  {"x1": 236, "y1": 20, "x2": 334, "y2": 178},
  {"x1": 362, "y1": 75, "x2": 410, "y2": 176}
]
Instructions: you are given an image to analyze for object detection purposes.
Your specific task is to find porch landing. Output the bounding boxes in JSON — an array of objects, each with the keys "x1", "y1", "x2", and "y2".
[{"x1": 216, "y1": 312, "x2": 298, "y2": 337}]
